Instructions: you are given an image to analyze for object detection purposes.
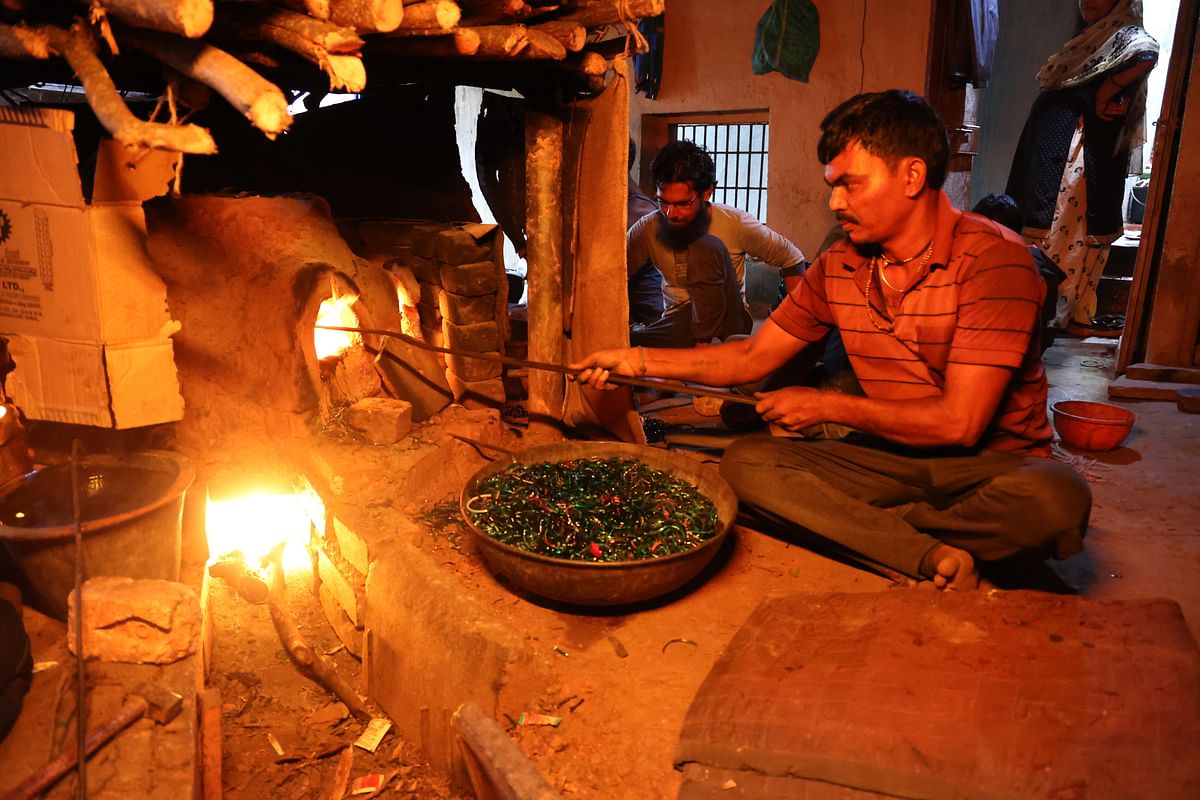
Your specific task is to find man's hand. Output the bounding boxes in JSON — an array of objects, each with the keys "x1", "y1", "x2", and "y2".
[
  {"x1": 569, "y1": 348, "x2": 639, "y2": 391},
  {"x1": 783, "y1": 273, "x2": 804, "y2": 296},
  {"x1": 754, "y1": 385, "x2": 828, "y2": 432}
]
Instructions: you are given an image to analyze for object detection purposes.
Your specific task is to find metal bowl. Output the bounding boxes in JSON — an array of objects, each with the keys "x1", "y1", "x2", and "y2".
[{"x1": 460, "y1": 441, "x2": 738, "y2": 606}]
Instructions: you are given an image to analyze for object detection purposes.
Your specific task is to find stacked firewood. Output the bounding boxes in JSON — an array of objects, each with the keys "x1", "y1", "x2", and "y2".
[{"x1": 0, "y1": 0, "x2": 663, "y2": 153}]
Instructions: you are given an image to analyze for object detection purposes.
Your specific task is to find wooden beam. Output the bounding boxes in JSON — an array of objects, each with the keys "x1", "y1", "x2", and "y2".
[
  {"x1": 525, "y1": 106, "x2": 566, "y2": 430},
  {"x1": 1122, "y1": 0, "x2": 1200, "y2": 370}
]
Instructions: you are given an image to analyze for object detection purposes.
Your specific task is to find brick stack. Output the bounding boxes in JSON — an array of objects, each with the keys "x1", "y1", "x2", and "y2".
[
  {"x1": 409, "y1": 224, "x2": 509, "y2": 408},
  {"x1": 296, "y1": 475, "x2": 366, "y2": 659}
]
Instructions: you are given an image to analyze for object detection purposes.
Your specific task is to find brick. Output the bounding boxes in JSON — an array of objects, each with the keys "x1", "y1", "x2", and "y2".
[
  {"x1": 419, "y1": 324, "x2": 445, "y2": 349},
  {"x1": 317, "y1": 542, "x2": 365, "y2": 626},
  {"x1": 436, "y1": 229, "x2": 492, "y2": 265},
  {"x1": 419, "y1": 280, "x2": 444, "y2": 311},
  {"x1": 446, "y1": 373, "x2": 506, "y2": 407},
  {"x1": 440, "y1": 291, "x2": 498, "y2": 325},
  {"x1": 293, "y1": 474, "x2": 328, "y2": 535},
  {"x1": 440, "y1": 261, "x2": 499, "y2": 297},
  {"x1": 344, "y1": 397, "x2": 414, "y2": 445},
  {"x1": 410, "y1": 255, "x2": 441, "y2": 286},
  {"x1": 442, "y1": 320, "x2": 502, "y2": 353},
  {"x1": 417, "y1": 303, "x2": 442, "y2": 331},
  {"x1": 411, "y1": 225, "x2": 446, "y2": 260},
  {"x1": 359, "y1": 221, "x2": 414, "y2": 251},
  {"x1": 319, "y1": 583, "x2": 364, "y2": 658},
  {"x1": 68, "y1": 577, "x2": 201, "y2": 665},
  {"x1": 446, "y1": 351, "x2": 502, "y2": 381},
  {"x1": 332, "y1": 514, "x2": 370, "y2": 575},
  {"x1": 385, "y1": 260, "x2": 421, "y2": 306}
]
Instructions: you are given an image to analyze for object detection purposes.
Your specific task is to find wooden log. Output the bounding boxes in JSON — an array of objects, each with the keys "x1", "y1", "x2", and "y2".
[
  {"x1": 452, "y1": 703, "x2": 559, "y2": 800},
  {"x1": 98, "y1": 0, "x2": 215, "y2": 38},
  {"x1": 519, "y1": 25, "x2": 566, "y2": 60},
  {"x1": 531, "y1": 20, "x2": 585, "y2": 52},
  {"x1": 264, "y1": 546, "x2": 380, "y2": 723},
  {"x1": 472, "y1": 24, "x2": 529, "y2": 57},
  {"x1": 555, "y1": 0, "x2": 662, "y2": 28},
  {"x1": 372, "y1": 27, "x2": 479, "y2": 55},
  {"x1": 219, "y1": 5, "x2": 364, "y2": 53},
  {"x1": 458, "y1": 0, "x2": 532, "y2": 27},
  {"x1": 575, "y1": 49, "x2": 607, "y2": 75},
  {"x1": 43, "y1": 23, "x2": 217, "y2": 154},
  {"x1": 330, "y1": 0, "x2": 405, "y2": 33},
  {"x1": 395, "y1": 0, "x2": 460, "y2": 31},
  {"x1": 0, "y1": 22, "x2": 51, "y2": 59},
  {"x1": 525, "y1": 108, "x2": 565, "y2": 430},
  {"x1": 272, "y1": 0, "x2": 331, "y2": 19},
  {"x1": 223, "y1": 19, "x2": 366, "y2": 92},
  {"x1": 122, "y1": 28, "x2": 292, "y2": 138}
]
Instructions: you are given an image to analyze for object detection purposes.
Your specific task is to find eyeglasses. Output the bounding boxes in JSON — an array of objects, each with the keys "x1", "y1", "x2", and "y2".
[{"x1": 656, "y1": 193, "x2": 700, "y2": 211}]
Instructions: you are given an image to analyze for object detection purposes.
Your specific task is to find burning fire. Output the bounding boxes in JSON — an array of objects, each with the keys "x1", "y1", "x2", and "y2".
[
  {"x1": 206, "y1": 492, "x2": 313, "y2": 574},
  {"x1": 314, "y1": 289, "x2": 362, "y2": 360}
]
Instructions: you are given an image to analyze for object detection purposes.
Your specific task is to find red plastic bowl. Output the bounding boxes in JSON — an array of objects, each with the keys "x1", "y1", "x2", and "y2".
[{"x1": 1051, "y1": 400, "x2": 1135, "y2": 451}]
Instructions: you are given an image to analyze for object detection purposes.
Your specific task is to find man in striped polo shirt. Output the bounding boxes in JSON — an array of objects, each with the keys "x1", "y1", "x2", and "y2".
[{"x1": 575, "y1": 90, "x2": 1092, "y2": 591}]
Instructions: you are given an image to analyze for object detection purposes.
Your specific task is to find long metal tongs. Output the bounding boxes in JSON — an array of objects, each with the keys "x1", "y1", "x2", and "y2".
[{"x1": 316, "y1": 324, "x2": 758, "y2": 407}]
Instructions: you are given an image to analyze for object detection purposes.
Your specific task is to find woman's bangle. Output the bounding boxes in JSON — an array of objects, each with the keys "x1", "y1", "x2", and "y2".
[{"x1": 637, "y1": 346, "x2": 647, "y2": 377}]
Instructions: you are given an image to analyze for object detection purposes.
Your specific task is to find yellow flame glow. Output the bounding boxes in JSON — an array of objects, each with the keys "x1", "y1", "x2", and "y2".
[
  {"x1": 206, "y1": 492, "x2": 313, "y2": 573},
  {"x1": 314, "y1": 290, "x2": 362, "y2": 360}
]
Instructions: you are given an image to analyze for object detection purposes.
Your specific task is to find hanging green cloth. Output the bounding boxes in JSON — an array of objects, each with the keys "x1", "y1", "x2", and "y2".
[{"x1": 752, "y1": 0, "x2": 820, "y2": 83}]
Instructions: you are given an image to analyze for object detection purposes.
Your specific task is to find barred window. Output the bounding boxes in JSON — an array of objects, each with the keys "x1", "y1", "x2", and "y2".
[{"x1": 670, "y1": 120, "x2": 770, "y2": 222}]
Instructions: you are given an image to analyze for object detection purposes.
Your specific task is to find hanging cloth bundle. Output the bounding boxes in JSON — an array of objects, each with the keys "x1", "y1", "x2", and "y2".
[
  {"x1": 752, "y1": 0, "x2": 820, "y2": 83},
  {"x1": 633, "y1": 13, "x2": 665, "y2": 99}
]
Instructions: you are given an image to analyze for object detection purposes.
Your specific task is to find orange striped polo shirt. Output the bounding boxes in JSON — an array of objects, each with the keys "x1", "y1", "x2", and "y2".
[{"x1": 771, "y1": 192, "x2": 1053, "y2": 455}]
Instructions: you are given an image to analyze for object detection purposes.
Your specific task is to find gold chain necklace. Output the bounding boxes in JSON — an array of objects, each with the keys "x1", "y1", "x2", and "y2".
[
  {"x1": 864, "y1": 257, "x2": 893, "y2": 333},
  {"x1": 865, "y1": 241, "x2": 934, "y2": 332},
  {"x1": 878, "y1": 240, "x2": 934, "y2": 293},
  {"x1": 880, "y1": 239, "x2": 933, "y2": 266}
]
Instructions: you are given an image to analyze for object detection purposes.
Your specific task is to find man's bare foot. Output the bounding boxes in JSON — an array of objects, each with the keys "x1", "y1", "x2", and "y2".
[{"x1": 927, "y1": 545, "x2": 987, "y2": 591}]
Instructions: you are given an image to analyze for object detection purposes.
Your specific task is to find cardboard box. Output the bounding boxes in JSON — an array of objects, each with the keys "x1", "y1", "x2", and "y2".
[{"x1": 0, "y1": 107, "x2": 184, "y2": 428}]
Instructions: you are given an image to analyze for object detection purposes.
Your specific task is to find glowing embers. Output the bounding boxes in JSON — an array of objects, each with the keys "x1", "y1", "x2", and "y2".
[
  {"x1": 314, "y1": 288, "x2": 362, "y2": 360},
  {"x1": 205, "y1": 492, "x2": 312, "y2": 574}
]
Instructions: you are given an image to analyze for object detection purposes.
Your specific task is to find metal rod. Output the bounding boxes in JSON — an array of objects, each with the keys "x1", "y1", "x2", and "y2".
[
  {"x1": 319, "y1": 325, "x2": 759, "y2": 406},
  {"x1": 69, "y1": 439, "x2": 86, "y2": 800}
]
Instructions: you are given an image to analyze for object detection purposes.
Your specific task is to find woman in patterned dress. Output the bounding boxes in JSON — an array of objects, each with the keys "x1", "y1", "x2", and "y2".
[{"x1": 1005, "y1": 0, "x2": 1158, "y2": 333}]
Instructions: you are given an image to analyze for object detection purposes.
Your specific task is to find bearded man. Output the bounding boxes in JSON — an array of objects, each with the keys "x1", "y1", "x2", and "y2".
[{"x1": 627, "y1": 139, "x2": 806, "y2": 348}]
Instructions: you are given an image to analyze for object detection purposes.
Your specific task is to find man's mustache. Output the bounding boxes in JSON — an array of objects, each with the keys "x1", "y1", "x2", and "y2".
[{"x1": 836, "y1": 213, "x2": 859, "y2": 225}]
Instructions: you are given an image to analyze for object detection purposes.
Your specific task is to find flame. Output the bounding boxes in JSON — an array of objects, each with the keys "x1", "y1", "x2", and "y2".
[
  {"x1": 314, "y1": 290, "x2": 362, "y2": 360},
  {"x1": 206, "y1": 492, "x2": 313, "y2": 574}
]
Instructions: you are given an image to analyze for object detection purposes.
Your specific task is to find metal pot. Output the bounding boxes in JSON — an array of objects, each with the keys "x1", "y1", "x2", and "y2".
[{"x1": 460, "y1": 441, "x2": 737, "y2": 606}]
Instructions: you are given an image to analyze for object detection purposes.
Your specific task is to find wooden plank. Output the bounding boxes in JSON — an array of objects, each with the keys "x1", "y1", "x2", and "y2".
[
  {"x1": 1107, "y1": 376, "x2": 1188, "y2": 401},
  {"x1": 452, "y1": 702, "x2": 560, "y2": 800},
  {"x1": 1119, "y1": 0, "x2": 1200, "y2": 370},
  {"x1": 199, "y1": 687, "x2": 223, "y2": 800},
  {"x1": 1124, "y1": 363, "x2": 1200, "y2": 384}
]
